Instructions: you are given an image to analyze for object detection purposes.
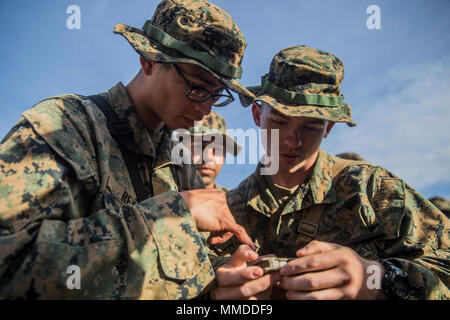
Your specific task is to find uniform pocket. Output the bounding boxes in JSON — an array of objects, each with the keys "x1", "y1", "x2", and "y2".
[
  {"x1": 371, "y1": 177, "x2": 406, "y2": 240},
  {"x1": 32, "y1": 214, "x2": 123, "y2": 298},
  {"x1": 104, "y1": 176, "x2": 136, "y2": 209},
  {"x1": 152, "y1": 225, "x2": 208, "y2": 281}
]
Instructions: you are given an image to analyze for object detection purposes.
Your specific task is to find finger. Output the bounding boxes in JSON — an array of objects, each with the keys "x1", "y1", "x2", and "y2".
[
  {"x1": 213, "y1": 274, "x2": 273, "y2": 300},
  {"x1": 296, "y1": 240, "x2": 340, "y2": 257},
  {"x1": 207, "y1": 231, "x2": 233, "y2": 245},
  {"x1": 216, "y1": 265, "x2": 264, "y2": 287},
  {"x1": 225, "y1": 244, "x2": 258, "y2": 268},
  {"x1": 260, "y1": 254, "x2": 276, "y2": 258},
  {"x1": 253, "y1": 286, "x2": 273, "y2": 300},
  {"x1": 251, "y1": 272, "x2": 282, "y2": 300},
  {"x1": 280, "y1": 267, "x2": 351, "y2": 292},
  {"x1": 241, "y1": 286, "x2": 274, "y2": 301},
  {"x1": 226, "y1": 222, "x2": 254, "y2": 249},
  {"x1": 280, "y1": 249, "x2": 344, "y2": 276},
  {"x1": 285, "y1": 288, "x2": 346, "y2": 300},
  {"x1": 270, "y1": 271, "x2": 282, "y2": 286},
  {"x1": 270, "y1": 286, "x2": 287, "y2": 300}
]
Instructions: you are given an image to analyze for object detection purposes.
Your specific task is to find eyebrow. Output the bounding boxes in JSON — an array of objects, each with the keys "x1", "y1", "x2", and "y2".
[
  {"x1": 305, "y1": 119, "x2": 326, "y2": 125},
  {"x1": 181, "y1": 67, "x2": 223, "y2": 90}
]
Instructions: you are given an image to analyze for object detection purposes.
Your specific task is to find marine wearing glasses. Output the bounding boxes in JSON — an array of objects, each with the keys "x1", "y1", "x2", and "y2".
[{"x1": 172, "y1": 63, "x2": 235, "y2": 107}]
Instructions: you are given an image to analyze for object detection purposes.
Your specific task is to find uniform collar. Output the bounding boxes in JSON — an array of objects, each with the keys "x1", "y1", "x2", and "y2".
[
  {"x1": 309, "y1": 149, "x2": 337, "y2": 204},
  {"x1": 153, "y1": 128, "x2": 181, "y2": 170},
  {"x1": 247, "y1": 149, "x2": 337, "y2": 217}
]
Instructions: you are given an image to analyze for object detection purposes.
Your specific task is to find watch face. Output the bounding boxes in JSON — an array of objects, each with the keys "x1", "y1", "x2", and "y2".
[
  {"x1": 393, "y1": 277, "x2": 410, "y2": 299},
  {"x1": 382, "y1": 260, "x2": 412, "y2": 300}
]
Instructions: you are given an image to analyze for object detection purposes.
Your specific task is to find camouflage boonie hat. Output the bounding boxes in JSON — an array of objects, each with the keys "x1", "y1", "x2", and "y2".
[
  {"x1": 177, "y1": 112, "x2": 242, "y2": 156},
  {"x1": 240, "y1": 45, "x2": 356, "y2": 127},
  {"x1": 114, "y1": 0, "x2": 253, "y2": 101}
]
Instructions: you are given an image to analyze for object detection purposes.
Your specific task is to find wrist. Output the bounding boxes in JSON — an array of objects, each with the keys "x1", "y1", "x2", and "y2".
[{"x1": 364, "y1": 260, "x2": 387, "y2": 300}]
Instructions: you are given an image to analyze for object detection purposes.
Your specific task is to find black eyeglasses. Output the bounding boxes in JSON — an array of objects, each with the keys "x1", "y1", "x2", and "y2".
[{"x1": 171, "y1": 64, "x2": 235, "y2": 107}]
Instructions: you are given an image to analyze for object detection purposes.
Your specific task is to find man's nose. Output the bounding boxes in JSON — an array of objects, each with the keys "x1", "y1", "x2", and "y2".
[
  {"x1": 192, "y1": 151, "x2": 202, "y2": 164},
  {"x1": 202, "y1": 147, "x2": 215, "y2": 164},
  {"x1": 284, "y1": 131, "x2": 302, "y2": 148}
]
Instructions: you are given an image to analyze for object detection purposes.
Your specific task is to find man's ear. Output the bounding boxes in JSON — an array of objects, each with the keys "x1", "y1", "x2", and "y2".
[
  {"x1": 251, "y1": 103, "x2": 262, "y2": 127},
  {"x1": 140, "y1": 56, "x2": 154, "y2": 76},
  {"x1": 323, "y1": 121, "x2": 335, "y2": 138}
]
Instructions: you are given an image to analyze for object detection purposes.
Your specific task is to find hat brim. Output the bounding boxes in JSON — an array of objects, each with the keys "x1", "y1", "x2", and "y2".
[
  {"x1": 114, "y1": 23, "x2": 254, "y2": 102},
  {"x1": 175, "y1": 131, "x2": 242, "y2": 156},
  {"x1": 242, "y1": 86, "x2": 356, "y2": 127}
]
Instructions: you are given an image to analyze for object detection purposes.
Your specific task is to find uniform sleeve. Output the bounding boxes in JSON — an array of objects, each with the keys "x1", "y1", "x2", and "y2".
[
  {"x1": 0, "y1": 115, "x2": 214, "y2": 299},
  {"x1": 369, "y1": 167, "x2": 450, "y2": 300}
]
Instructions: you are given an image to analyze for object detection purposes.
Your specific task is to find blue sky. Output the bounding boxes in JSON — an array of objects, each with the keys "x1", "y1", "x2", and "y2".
[{"x1": 1, "y1": 0, "x2": 449, "y2": 198}]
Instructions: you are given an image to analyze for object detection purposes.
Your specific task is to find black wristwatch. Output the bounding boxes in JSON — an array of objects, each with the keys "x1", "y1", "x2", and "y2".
[{"x1": 380, "y1": 259, "x2": 411, "y2": 300}]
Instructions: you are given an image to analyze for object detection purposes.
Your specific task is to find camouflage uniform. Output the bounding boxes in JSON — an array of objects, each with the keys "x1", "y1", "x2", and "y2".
[
  {"x1": 218, "y1": 45, "x2": 450, "y2": 299},
  {"x1": 0, "y1": 0, "x2": 251, "y2": 299}
]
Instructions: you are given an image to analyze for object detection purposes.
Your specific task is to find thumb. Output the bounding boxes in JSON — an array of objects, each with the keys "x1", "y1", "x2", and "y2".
[
  {"x1": 225, "y1": 244, "x2": 258, "y2": 268},
  {"x1": 207, "y1": 231, "x2": 233, "y2": 245}
]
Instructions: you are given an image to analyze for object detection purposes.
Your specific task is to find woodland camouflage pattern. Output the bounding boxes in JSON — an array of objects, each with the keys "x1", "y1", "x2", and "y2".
[
  {"x1": 114, "y1": 0, "x2": 253, "y2": 100},
  {"x1": 190, "y1": 112, "x2": 227, "y2": 136},
  {"x1": 241, "y1": 45, "x2": 356, "y2": 127},
  {"x1": 0, "y1": 83, "x2": 217, "y2": 299},
  {"x1": 216, "y1": 150, "x2": 450, "y2": 299}
]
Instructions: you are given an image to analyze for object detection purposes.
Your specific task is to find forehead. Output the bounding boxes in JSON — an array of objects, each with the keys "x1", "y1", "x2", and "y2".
[{"x1": 177, "y1": 63, "x2": 223, "y2": 88}]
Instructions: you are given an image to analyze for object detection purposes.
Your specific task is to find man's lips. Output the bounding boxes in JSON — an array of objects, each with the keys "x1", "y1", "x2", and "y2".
[
  {"x1": 279, "y1": 152, "x2": 301, "y2": 163},
  {"x1": 197, "y1": 166, "x2": 215, "y2": 175}
]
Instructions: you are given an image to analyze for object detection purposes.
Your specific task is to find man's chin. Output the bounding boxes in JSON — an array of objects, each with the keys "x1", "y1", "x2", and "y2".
[
  {"x1": 202, "y1": 179, "x2": 214, "y2": 187},
  {"x1": 170, "y1": 122, "x2": 191, "y2": 131},
  {"x1": 166, "y1": 117, "x2": 192, "y2": 131},
  {"x1": 199, "y1": 175, "x2": 214, "y2": 187}
]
